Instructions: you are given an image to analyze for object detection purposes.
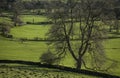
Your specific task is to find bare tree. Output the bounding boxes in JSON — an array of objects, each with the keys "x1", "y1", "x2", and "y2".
[
  {"x1": 46, "y1": 0, "x2": 116, "y2": 70},
  {"x1": 114, "y1": 19, "x2": 119, "y2": 33},
  {"x1": 12, "y1": 0, "x2": 23, "y2": 26}
]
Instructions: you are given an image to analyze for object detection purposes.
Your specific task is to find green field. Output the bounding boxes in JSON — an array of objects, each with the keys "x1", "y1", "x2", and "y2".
[
  {"x1": 11, "y1": 24, "x2": 50, "y2": 39},
  {"x1": 0, "y1": 15, "x2": 120, "y2": 77},
  {"x1": 21, "y1": 15, "x2": 48, "y2": 23},
  {"x1": 0, "y1": 25, "x2": 120, "y2": 76},
  {"x1": 1, "y1": 0, "x2": 120, "y2": 77},
  {"x1": 0, "y1": 36, "x2": 47, "y2": 61}
]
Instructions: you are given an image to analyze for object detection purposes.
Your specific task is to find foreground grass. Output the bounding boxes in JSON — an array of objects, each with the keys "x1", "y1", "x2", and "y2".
[
  {"x1": 0, "y1": 64, "x2": 97, "y2": 78},
  {"x1": 0, "y1": 36, "x2": 48, "y2": 62}
]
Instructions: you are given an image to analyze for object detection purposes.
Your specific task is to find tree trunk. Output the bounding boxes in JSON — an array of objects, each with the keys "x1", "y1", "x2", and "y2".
[
  {"x1": 109, "y1": 25, "x2": 112, "y2": 32},
  {"x1": 116, "y1": 26, "x2": 119, "y2": 33},
  {"x1": 76, "y1": 58, "x2": 82, "y2": 70},
  {"x1": 14, "y1": 22, "x2": 17, "y2": 26}
]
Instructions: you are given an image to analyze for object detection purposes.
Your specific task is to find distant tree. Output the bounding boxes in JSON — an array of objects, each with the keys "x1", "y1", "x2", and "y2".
[
  {"x1": 0, "y1": 0, "x2": 7, "y2": 15},
  {"x1": 12, "y1": 0, "x2": 23, "y2": 26},
  {"x1": 104, "y1": 0, "x2": 120, "y2": 33},
  {"x1": 0, "y1": 21, "x2": 12, "y2": 37},
  {"x1": 30, "y1": 0, "x2": 37, "y2": 13},
  {"x1": 114, "y1": 8, "x2": 120, "y2": 33},
  {"x1": 23, "y1": 1, "x2": 33, "y2": 11},
  {"x1": 46, "y1": 0, "x2": 116, "y2": 70},
  {"x1": 0, "y1": 0, "x2": 15, "y2": 14}
]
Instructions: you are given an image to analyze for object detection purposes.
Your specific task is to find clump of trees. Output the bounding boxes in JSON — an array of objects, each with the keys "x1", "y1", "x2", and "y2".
[
  {"x1": 0, "y1": 21, "x2": 13, "y2": 38},
  {"x1": 0, "y1": 0, "x2": 24, "y2": 38},
  {"x1": 102, "y1": 0, "x2": 120, "y2": 33}
]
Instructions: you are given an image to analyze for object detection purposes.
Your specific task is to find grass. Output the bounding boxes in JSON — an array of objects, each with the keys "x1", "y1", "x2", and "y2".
[
  {"x1": 21, "y1": 15, "x2": 48, "y2": 23},
  {"x1": 10, "y1": 24, "x2": 50, "y2": 39},
  {"x1": 0, "y1": 36, "x2": 48, "y2": 62},
  {"x1": 105, "y1": 39, "x2": 120, "y2": 58},
  {"x1": 104, "y1": 39, "x2": 120, "y2": 75},
  {"x1": 0, "y1": 36, "x2": 75, "y2": 67},
  {"x1": 0, "y1": 17, "x2": 12, "y2": 24},
  {"x1": 0, "y1": 64, "x2": 97, "y2": 78},
  {"x1": 1, "y1": 25, "x2": 120, "y2": 76},
  {"x1": 0, "y1": 15, "x2": 120, "y2": 76}
]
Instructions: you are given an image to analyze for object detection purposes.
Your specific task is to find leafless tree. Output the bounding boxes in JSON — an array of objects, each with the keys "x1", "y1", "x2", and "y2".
[
  {"x1": 46, "y1": 0, "x2": 117, "y2": 70},
  {"x1": 12, "y1": 0, "x2": 23, "y2": 26}
]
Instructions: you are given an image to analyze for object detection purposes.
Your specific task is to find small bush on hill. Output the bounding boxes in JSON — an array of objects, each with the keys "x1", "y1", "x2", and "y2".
[
  {"x1": 40, "y1": 50, "x2": 60, "y2": 64},
  {"x1": 0, "y1": 21, "x2": 13, "y2": 37},
  {"x1": 19, "y1": 38, "x2": 28, "y2": 43}
]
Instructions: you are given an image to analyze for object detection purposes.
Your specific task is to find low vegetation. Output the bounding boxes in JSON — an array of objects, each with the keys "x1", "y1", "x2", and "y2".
[{"x1": 0, "y1": 64, "x2": 97, "y2": 78}]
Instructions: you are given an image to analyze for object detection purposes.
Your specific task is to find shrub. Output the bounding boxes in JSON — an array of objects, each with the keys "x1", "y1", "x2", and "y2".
[
  {"x1": 34, "y1": 37, "x2": 40, "y2": 40},
  {"x1": 26, "y1": 22, "x2": 32, "y2": 24},
  {"x1": 0, "y1": 21, "x2": 13, "y2": 37},
  {"x1": 19, "y1": 38, "x2": 28, "y2": 43},
  {"x1": 6, "y1": 34, "x2": 13, "y2": 38},
  {"x1": 40, "y1": 50, "x2": 60, "y2": 64}
]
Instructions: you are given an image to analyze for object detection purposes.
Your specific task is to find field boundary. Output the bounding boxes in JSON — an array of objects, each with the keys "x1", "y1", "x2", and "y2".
[
  {"x1": 11, "y1": 36, "x2": 120, "y2": 42},
  {"x1": 0, "y1": 60, "x2": 119, "y2": 78}
]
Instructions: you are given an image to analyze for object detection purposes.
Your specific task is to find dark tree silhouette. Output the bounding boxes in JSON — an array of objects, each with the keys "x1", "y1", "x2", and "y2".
[{"x1": 46, "y1": 0, "x2": 117, "y2": 70}]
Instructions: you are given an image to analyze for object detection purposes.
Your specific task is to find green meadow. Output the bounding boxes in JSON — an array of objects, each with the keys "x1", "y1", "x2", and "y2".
[
  {"x1": 0, "y1": 26, "x2": 120, "y2": 75},
  {"x1": 11, "y1": 24, "x2": 50, "y2": 39},
  {"x1": 0, "y1": 15, "x2": 120, "y2": 77},
  {"x1": 1, "y1": 0, "x2": 120, "y2": 77},
  {"x1": 21, "y1": 15, "x2": 48, "y2": 23}
]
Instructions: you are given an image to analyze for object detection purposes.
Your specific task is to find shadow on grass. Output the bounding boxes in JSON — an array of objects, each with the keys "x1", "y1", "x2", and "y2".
[{"x1": 26, "y1": 21, "x2": 53, "y2": 25}]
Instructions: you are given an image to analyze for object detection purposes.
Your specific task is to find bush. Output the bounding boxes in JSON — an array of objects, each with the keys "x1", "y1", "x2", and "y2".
[
  {"x1": 6, "y1": 34, "x2": 13, "y2": 38},
  {"x1": 0, "y1": 21, "x2": 13, "y2": 37},
  {"x1": 19, "y1": 38, "x2": 28, "y2": 43},
  {"x1": 26, "y1": 22, "x2": 32, "y2": 24},
  {"x1": 40, "y1": 50, "x2": 60, "y2": 64},
  {"x1": 34, "y1": 37, "x2": 44, "y2": 41},
  {"x1": 34, "y1": 37, "x2": 40, "y2": 40}
]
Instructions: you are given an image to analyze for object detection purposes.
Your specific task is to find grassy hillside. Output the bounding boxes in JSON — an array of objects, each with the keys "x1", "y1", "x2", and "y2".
[
  {"x1": 10, "y1": 24, "x2": 50, "y2": 39},
  {"x1": 0, "y1": 14, "x2": 120, "y2": 76},
  {"x1": 0, "y1": 36, "x2": 47, "y2": 62},
  {"x1": 0, "y1": 25, "x2": 120, "y2": 76},
  {"x1": 21, "y1": 15, "x2": 48, "y2": 23}
]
